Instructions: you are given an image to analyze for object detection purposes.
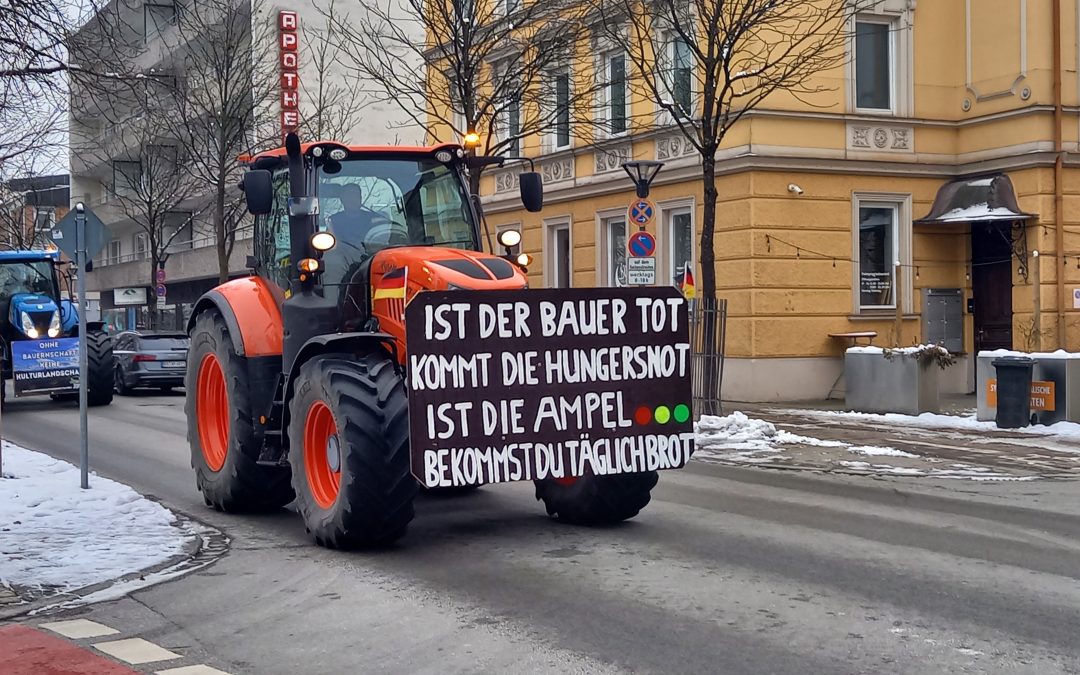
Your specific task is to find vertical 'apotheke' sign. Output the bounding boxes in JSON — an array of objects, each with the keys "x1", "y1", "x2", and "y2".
[
  {"x1": 278, "y1": 10, "x2": 299, "y2": 135},
  {"x1": 405, "y1": 287, "x2": 695, "y2": 489}
]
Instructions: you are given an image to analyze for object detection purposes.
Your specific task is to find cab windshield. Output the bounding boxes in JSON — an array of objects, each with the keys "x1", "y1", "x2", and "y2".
[
  {"x1": 0, "y1": 260, "x2": 57, "y2": 300},
  {"x1": 315, "y1": 157, "x2": 477, "y2": 261}
]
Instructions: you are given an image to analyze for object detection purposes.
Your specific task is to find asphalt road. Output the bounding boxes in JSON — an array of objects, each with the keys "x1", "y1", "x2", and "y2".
[{"x1": 3, "y1": 392, "x2": 1080, "y2": 674}]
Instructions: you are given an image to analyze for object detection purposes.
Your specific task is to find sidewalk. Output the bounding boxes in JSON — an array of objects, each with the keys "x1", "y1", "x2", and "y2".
[{"x1": 695, "y1": 396, "x2": 1080, "y2": 481}]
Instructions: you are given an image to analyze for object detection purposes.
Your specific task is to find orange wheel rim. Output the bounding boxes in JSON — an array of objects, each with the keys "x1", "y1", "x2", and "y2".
[
  {"x1": 196, "y1": 353, "x2": 228, "y2": 472},
  {"x1": 304, "y1": 400, "x2": 340, "y2": 509}
]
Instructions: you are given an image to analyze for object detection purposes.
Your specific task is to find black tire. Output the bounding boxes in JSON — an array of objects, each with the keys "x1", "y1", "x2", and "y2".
[
  {"x1": 288, "y1": 352, "x2": 417, "y2": 549},
  {"x1": 534, "y1": 471, "x2": 659, "y2": 525},
  {"x1": 114, "y1": 367, "x2": 130, "y2": 395},
  {"x1": 85, "y1": 330, "x2": 114, "y2": 406},
  {"x1": 186, "y1": 309, "x2": 293, "y2": 512}
]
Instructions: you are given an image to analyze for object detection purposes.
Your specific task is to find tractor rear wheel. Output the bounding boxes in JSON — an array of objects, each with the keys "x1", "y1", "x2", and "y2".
[
  {"x1": 534, "y1": 471, "x2": 659, "y2": 525},
  {"x1": 288, "y1": 352, "x2": 417, "y2": 549},
  {"x1": 86, "y1": 330, "x2": 114, "y2": 406},
  {"x1": 186, "y1": 309, "x2": 293, "y2": 512}
]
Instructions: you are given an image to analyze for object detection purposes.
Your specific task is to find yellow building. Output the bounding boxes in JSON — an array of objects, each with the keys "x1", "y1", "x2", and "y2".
[{"x1": 455, "y1": 0, "x2": 1080, "y2": 401}]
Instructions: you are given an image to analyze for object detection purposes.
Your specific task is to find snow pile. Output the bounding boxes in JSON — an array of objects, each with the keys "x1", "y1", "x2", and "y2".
[
  {"x1": 847, "y1": 445, "x2": 918, "y2": 458},
  {"x1": 0, "y1": 442, "x2": 189, "y2": 593},
  {"x1": 695, "y1": 412, "x2": 848, "y2": 464},
  {"x1": 847, "y1": 344, "x2": 950, "y2": 356}
]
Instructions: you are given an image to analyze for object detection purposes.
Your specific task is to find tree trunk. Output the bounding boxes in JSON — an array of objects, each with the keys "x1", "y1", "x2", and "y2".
[
  {"x1": 698, "y1": 153, "x2": 722, "y2": 416},
  {"x1": 700, "y1": 153, "x2": 718, "y2": 299},
  {"x1": 148, "y1": 256, "x2": 159, "y2": 330},
  {"x1": 215, "y1": 178, "x2": 228, "y2": 284}
]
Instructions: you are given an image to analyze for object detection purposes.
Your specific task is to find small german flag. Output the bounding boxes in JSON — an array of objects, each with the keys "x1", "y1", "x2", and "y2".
[
  {"x1": 374, "y1": 267, "x2": 407, "y2": 321},
  {"x1": 374, "y1": 267, "x2": 406, "y2": 300},
  {"x1": 680, "y1": 263, "x2": 696, "y2": 300}
]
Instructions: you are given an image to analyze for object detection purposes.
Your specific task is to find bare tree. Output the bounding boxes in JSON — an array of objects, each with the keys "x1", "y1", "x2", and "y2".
[
  {"x1": 298, "y1": 0, "x2": 365, "y2": 141},
  {"x1": 151, "y1": 0, "x2": 279, "y2": 284},
  {"x1": 92, "y1": 122, "x2": 201, "y2": 326},
  {"x1": 318, "y1": 0, "x2": 594, "y2": 194},
  {"x1": 590, "y1": 0, "x2": 879, "y2": 299}
]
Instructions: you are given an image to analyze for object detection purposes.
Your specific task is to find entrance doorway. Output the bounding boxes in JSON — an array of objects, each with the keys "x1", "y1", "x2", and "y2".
[{"x1": 970, "y1": 222, "x2": 1013, "y2": 353}]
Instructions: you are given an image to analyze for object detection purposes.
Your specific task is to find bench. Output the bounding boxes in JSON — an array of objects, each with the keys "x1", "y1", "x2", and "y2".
[{"x1": 826, "y1": 331, "x2": 878, "y2": 398}]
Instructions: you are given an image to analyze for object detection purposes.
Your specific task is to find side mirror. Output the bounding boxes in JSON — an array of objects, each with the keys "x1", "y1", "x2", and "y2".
[
  {"x1": 242, "y1": 170, "x2": 274, "y2": 215},
  {"x1": 519, "y1": 172, "x2": 543, "y2": 213}
]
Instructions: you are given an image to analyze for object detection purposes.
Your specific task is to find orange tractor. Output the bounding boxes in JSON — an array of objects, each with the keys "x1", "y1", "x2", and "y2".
[{"x1": 185, "y1": 133, "x2": 660, "y2": 548}]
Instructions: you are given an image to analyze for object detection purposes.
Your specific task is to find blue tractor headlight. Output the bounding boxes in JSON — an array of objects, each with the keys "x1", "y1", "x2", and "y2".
[
  {"x1": 48, "y1": 310, "x2": 60, "y2": 338},
  {"x1": 20, "y1": 311, "x2": 38, "y2": 339}
]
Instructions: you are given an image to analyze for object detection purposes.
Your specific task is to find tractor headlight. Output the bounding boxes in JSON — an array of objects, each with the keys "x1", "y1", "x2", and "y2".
[
  {"x1": 48, "y1": 310, "x2": 61, "y2": 338},
  {"x1": 498, "y1": 229, "x2": 521, "y2": 249},
  {"x1": 20, "y1": 311, "x2": 37, "y2": 338},
  {"x1": 310, "y1": 231, "x2": 336, "y2": 252}
]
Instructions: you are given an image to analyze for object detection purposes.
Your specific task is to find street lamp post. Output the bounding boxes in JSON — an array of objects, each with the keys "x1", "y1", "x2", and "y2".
[{"x1": 622, "y1": 160, "x2": 664, "y2": 198}]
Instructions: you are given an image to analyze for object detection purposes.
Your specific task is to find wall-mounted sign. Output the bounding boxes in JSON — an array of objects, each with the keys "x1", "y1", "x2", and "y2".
[
  {"x1": 113, "y1": 287, "x2": 147, "y2": 306},
  {"x1": 278, "y1": 11, "x2": 300, "y2": 134}
]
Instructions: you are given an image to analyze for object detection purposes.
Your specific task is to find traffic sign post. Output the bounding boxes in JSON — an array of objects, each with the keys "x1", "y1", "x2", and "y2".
[
  {"x1": 627, "y1": 198, "x2": 656, "y2": 229},
  {"x1": 628, "y1": 231, "x2": 656, "y2": 258}
]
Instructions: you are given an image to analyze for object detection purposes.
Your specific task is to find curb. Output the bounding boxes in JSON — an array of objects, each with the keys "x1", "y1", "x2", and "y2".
[
  {"x1": 693, "y1": 456, "x2": 1077, "y2": 481},
  {"x1": 0, "y1": 512, "x2": 229, "y2": 621}
]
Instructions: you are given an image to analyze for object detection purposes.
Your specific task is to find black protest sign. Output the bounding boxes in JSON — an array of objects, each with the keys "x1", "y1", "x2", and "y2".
[{"x1": 405, "y1": 287, "x2": 694, "y2": 488}]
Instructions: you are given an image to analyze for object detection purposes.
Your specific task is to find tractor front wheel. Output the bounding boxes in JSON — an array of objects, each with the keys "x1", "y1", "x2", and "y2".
[
  {"x1": 86, "y1": 330, "x2": 114, "y2": 406},
  {"x1": 288, "y1": 353, "x2": 417, "y2": 549},
  {"x1": 186, "y1": 309, "x2": 293, "y2": 512},
  {"x1": 534, "y1": 471, "x2": 659, "y2": 525}
]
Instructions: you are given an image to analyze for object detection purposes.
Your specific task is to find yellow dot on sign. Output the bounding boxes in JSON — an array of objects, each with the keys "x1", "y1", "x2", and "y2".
[{"x1": 654, "y1": 406, "x2": 671, "y2": 424}]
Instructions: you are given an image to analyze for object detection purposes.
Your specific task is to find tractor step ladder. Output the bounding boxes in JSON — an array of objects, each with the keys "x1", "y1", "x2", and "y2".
[{"x1": 256, "y1": 375, "x2": 289, "y2": 466}]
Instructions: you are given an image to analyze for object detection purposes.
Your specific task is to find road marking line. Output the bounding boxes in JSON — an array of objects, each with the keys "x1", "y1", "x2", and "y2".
[
  {"x1": 156, "y1": 666, "x2": 233, "y2": 675},
  {"x1": 94, "y1": 637, "x2": 182, "y2": 664},
  {"x1": 39, "y1": 618, "x2": 121, "y2": 639}
]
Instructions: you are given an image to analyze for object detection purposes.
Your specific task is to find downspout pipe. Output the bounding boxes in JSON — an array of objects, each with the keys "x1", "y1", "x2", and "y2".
[{"x1": 1053, "y1": 0, "x2": 1065, "y2": 348}]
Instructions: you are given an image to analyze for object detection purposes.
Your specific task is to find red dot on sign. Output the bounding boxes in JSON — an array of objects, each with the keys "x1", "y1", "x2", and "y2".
[{"x1": 634, "y1": 406, "x2": 652, "y2": 425}]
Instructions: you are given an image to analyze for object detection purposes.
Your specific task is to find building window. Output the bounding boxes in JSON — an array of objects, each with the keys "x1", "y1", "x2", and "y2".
[
  {"x1": 602, "y1": 215, "x2": 627, "y2": 286},
  {"x1": 112, "y1": 161, "x2": 142, "y2": 198},
  {"x1": 134, "y1": 232, "x2": 149, "y2": 260},
  {"x1": 547, "y1": 221, "x2": 571, "y2": 288},
  {"x1": 33, "y1": 208, "x2": 55, "y2": 232},
  {"x1": 144, "y1": 2, "x2": 177, "y2": 41},
  {"x1": 552, "y1": 71, "x2": 571, "y2": 150},
  {"x1": 607, "y1": 53, "x2": 627, "y2": 135},
  {"x1": 107, "y1": 239, "x2": 122, "y2": 265},
  {"x1": 165, "y1": 212, "x2": 194, "y2": 253},
  {"x1": 857, "y1": 202, "x2": 899, "y2": 309},
  {"x1": 855, "y1": 20, "x2": 893, "y2": 111},
  {"x1": 666, "y1": 207, "x2": 693, "y2": 286},
  {"x1": 500, "y1": 0, "x2": 520, "y2": 15},
  {"x1": 497, "y1": 95, "x2": 520, "y2": 156},
  {"x1": 670, "y1": 35, "x2": 692, "y2": 115}
]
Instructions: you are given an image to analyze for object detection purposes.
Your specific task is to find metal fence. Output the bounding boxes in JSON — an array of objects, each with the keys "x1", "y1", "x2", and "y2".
[{"x1": 690, "y1": 295, "x2": 728, "y2": 419}]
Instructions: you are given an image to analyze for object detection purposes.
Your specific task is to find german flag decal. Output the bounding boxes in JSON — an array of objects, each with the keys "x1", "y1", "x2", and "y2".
[{"x1": 374, "y1": 267, "x2": 406, "y2": 300}]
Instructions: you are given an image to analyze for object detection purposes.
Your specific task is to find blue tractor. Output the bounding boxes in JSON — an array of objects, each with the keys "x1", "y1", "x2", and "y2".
[{"x1": 0, "y1": 250, "x2": 114, "y2": 407}]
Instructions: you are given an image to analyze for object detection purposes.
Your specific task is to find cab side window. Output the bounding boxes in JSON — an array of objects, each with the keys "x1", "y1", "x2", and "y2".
[{"x1": 256, "y1": 169, "x2": 292, "y2": 290}]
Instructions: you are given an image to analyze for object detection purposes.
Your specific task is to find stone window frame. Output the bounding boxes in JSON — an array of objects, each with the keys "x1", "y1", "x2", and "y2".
[
  {"x1": 850, "y1": 192, "x2": 913, "y2": 315},
  {"x1": 543, "y1": 216, "x2": 573, "y2": 288},
  {"x1": 594, "y1": 207, "x2": 628, "y2": 287},
  {"x1": 847, "y1": 6, "x2": 914, "y2": 118}
]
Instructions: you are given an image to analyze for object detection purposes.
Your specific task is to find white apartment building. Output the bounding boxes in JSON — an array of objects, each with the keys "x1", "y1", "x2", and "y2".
[{"x1": 69, "y1": 0, "x2": 422, "y2": 332}]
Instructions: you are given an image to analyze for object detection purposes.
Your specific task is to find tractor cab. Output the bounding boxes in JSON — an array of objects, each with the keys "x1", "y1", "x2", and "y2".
[
  {"x1": 238, "y1": 139, "x2": 543, "y2": 360},
  {"x1": 0, "y1": 251, "x2": 73, "y2": 345}
]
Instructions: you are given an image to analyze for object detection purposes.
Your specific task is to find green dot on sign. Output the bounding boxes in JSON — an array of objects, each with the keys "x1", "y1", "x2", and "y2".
[
  {"x1": 674, "y1": 404, "x2": 690, "y2": 423},
  {"x1": 654, "y1": 406, "x2": 671, "y2": 424}
]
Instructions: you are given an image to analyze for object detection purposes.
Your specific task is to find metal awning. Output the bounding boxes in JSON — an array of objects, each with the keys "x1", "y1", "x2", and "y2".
[{"x1": 914, "y1": 174, "x2": 1036, "y2": 225}]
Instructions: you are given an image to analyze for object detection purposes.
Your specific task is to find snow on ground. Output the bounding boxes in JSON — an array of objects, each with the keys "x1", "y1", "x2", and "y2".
[
  {"x1": 782, "y1": 409, "x2": 1080, "y2": 453},
  {"x1": 695, "y1": 412, "x2": 910, "y2": 465},
  {"x1": 0, "y1": 441, "x2": 189, "y2": 595},
  {"x1": 847, "y1": 445, "x2": 919, "y2": 458}
]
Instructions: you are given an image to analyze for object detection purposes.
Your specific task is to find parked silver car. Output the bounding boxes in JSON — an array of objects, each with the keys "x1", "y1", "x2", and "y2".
[{"x1": 113, "y1": 331, "x2": 189, "y2": 394}]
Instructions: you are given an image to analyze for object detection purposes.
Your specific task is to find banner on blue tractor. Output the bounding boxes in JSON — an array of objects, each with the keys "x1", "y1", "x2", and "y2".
[
  {"x1": 12, "y1": 337, "x2": 79, "y2": 396},
  {"x1": 405, "y1": 287, "x2": 695, "y2": 489}
]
